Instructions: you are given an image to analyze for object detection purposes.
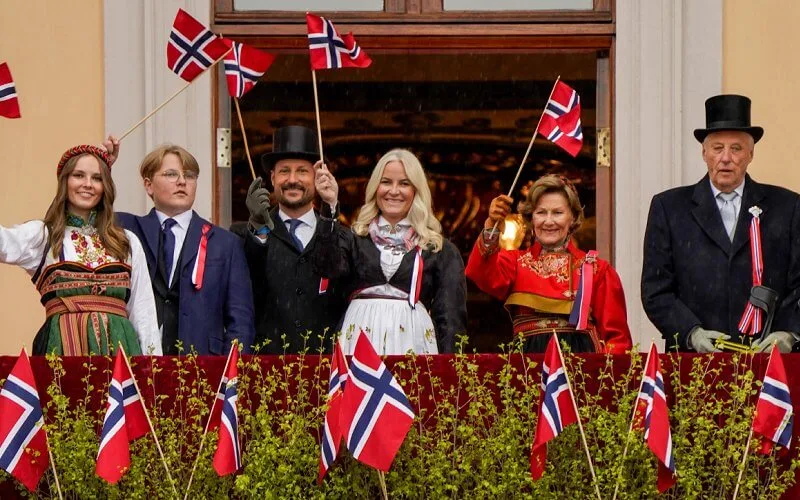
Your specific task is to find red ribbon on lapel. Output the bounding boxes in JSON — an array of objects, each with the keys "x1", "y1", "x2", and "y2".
[
  {"x1": 193, "y1": 223, "x2": 212, "y2": 290},
  {"x1": 738, "y1": 210, "x2": 764, "y2": 336},
  {"x1": 319, "y1": 277, "x2": 329, "y2": 294},
  {"x1": 408, "y1": 247, "x2": 424, "y2": 308}
]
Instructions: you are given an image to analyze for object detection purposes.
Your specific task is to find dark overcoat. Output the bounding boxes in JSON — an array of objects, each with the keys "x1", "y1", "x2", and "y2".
[
  {"x1": 118, "y1": 210, "x2": 255, "y2": 354},
  {"x1": 243, "y1": 209, "x2": 348, "y2": 354},
  {"x1": 641, "y1": 174, "x2": 800, "y2": 351}
]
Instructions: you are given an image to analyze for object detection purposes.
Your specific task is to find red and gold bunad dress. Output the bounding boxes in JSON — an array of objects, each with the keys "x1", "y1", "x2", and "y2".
[
  {"x1": 466, "y1": 231, "x2": 632, "y2": 354},
  {"x1": 0, "y1": 214, "x2": 161, "y2": 356}
]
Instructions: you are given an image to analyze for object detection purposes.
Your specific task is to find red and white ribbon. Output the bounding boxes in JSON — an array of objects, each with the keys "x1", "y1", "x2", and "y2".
[
  {"x1": 738, "y1": 208, "x2": 764, "y2": 336},
  {"x1": 319, "y1": 277, "x2": 329, "y2": 295},
  {"x1": 568, "y1": 250, "x2": 597, "y2": 330},
  {"x1": 192, "y1": 224, "x2": 212, "y2": 290},
  {"x1": 408, "y1": 247, "x2": 424, "y2": 308}
]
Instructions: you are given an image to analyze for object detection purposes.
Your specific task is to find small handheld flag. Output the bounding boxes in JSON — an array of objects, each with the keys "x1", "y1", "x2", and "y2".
[
  {"x1": 223, "y1": 40, "x2": 276, "y2": 98},
  {"x1": 213, "y1": 345, "x2": 242, "y2": 476},
  {"x1": 306, "y1": 13, "x2": 372, "y2": 70},
  {"x1": 167, "y1": 9, "x2": 229, "y2": 82},
  {"x1": 96, "y1": 349, "x2": 149, "y2": 484},
  {"x1": 633, "y1": 343, "x2": 677, "y2": 492},
  {"x1": 319, "y1": 342, "x2": 348, "y2": 482},
  {"x1": 530, "y1": 334, "x2": 579, "y2": 480},
  {"x1": 0, "y1": 62, "x2": 21, "y2": 119},
  {"x1": 752, "y1": 345, "x2": 793, "y2": 454},
  {"x1": 340, "y1": 331, "x2": 414, "y2": 472},
  {"x1": 539, "y1": 80, "x2": 583, "y2": 157},
  {"x1": 0, "y1": 350, "x2": 48, "y2": 491}
]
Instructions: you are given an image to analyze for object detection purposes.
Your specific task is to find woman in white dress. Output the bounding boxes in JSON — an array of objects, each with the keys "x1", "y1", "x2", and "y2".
[
  {"x1": 314, "y1": 149, "x2": 467, "y2": 355},
  {"x1": 0, "y1": 145, "x2": 161, "y2": 355}
]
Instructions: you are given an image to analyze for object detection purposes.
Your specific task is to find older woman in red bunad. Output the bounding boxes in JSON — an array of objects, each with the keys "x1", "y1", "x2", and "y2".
[{"x1": 466, "y1": 174, "x2": 632, "y2": 354}]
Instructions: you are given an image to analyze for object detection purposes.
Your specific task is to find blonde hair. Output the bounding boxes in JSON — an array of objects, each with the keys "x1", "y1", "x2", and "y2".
[
  {"x1": 518, "y1": 174, "x2": 584, "y2": 235},
  {"x1": 352, "y1": 149, "x2": 444, "y2": 252},
  {"x1": 139, "y1": 144, "x2": 200, "y2": 180},
  {"x1": 42, "y1": 153, "x2": 130, "y2": 261}
]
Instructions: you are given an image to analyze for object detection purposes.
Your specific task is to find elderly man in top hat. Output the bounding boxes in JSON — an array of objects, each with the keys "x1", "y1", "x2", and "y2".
[
  {"x1": 244, "y1": 125, "x2": 348, "y2": 353},
  {"x1": 641, "y1": 94, "x2": 800, "y2": 353}
]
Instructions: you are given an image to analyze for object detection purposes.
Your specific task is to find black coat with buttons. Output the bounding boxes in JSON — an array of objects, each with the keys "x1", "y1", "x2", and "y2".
[{"x1": 243, "y1": 209, "x2": 348, "y2": 354}]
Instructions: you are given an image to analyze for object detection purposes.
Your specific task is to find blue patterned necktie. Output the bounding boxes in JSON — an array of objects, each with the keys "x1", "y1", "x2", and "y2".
[
  {"x1": 162, "y1": 218, "x2": 178, "y2": 280},
  {"x1": 717, "y1": 192, "x2": 738, "y2": 241},
  {"x1": 286, "y1": 219, "x2": 304, "y2": 251}
]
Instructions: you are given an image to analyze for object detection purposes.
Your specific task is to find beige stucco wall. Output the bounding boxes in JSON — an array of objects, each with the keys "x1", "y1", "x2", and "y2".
[
  {"x1": 0, "y1": 1, "x2": 104, "y2": 354},
  {"x1": 723, "y1": 0, "x2": 800, "y2": 192}
]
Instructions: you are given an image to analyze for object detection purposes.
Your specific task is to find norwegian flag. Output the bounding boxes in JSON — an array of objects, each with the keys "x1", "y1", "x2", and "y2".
[
  {"x1": 306, "y1": 13, "x2": 372, "y2": 70},
  {"x1": 223, "y1": 40, "x2": 275, "y2": 98},
  {"x1": 167, "y1": 9, "x2": 229, "y2": 82},
  {"x1": 340, "y1": 331, "x2": 414, "y2": 472},
  {"x1": 96, "y1": 349, "x2": 150, "y2": 484},
  {"x1": 530, "y1": 335, "x2": 578, "y2": 480},
  {"x1": 318, "y1": 342, "x2": 348, "y2": 483},
  {"x1": 633, "y1": 344, "x2": 677, "y2": 492},
  {"x1": 752, "y1": 345, "x2": 793, "y2": 454},
  {"x1": 539, "y1": 80, "x2": 584, "y2": 157},
  {"x1": 212, "y1": 345, "x2": 241, "y2": 476},
  {"x1": 0, "y1": 62, "x2": 21, "y2": 119},
  {"x1": 0, "y1": 350, "x2": 48, "y2": 491}
]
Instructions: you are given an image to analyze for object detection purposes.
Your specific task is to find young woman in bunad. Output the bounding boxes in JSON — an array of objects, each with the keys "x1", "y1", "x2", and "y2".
[
  {"x1": 0, "y1": 145, "x2": 161, "y2": 355},
  {"x1": 314, "y1": 149, "x2": 467, "y2": 355},
  {"x1": 465, "y1": 174, "x2": 632, "y2": 354}
]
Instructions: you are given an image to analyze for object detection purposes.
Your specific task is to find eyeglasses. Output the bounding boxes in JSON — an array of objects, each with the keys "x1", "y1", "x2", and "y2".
[{"x1": 158, "y1": 169, "x2": 199, "y2": 183}]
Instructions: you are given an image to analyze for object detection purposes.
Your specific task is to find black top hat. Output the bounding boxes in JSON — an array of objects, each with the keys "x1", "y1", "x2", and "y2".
[
  {"x1": 260, "y1": 125, "x2": 320, "y2": 172},
  {"x1": 693, "y1": 94, "x2": 764, "y2": 143}
]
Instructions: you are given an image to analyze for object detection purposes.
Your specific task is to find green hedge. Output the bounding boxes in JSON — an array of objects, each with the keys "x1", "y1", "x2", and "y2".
[{"x1": 1, "y1": 343, "x2": 798, "y2": 499}]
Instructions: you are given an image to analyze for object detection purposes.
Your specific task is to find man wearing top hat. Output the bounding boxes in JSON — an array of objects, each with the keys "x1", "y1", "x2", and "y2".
[
  {"x1": 641, "y1": 94, "x2": 800, "y2": 353},
  {"x1": 244, "y1": 125, "x2": 347, "y2": 354}
]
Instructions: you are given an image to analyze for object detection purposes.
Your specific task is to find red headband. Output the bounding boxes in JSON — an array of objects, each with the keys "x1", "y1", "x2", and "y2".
[{"x1": 57, "y1": 145, "x2": 111, "y2": 176}]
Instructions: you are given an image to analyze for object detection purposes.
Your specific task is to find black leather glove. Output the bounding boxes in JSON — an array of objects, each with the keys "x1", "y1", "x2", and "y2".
[{"x1": 246, "y1": 177, "x2": 274, "y2": 232}]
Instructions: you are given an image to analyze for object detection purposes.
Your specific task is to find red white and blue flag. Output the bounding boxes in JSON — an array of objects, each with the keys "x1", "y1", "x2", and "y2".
[
  {"x1": 530, "y1": 334, "x2": 578, "y2": 480},
  {"x1": 633, "y1": 343, "x2": 676, "y2": 492},
  {"x1": 738, "y1": 208, "x2": 765, "y2": 336},
  {"x1": 96, "y1": 349, "x2": 150, "y2": 484},
  {"x1": 340, "y1": 331, "x2": 414, "y2": 472},
  {"x1": 568, "y1": 250, "x2": 597, "y2": 330},
  {"x1": 318, "y1": 342, "x2": 348, "y2": 482},
  {"x1": 223, "y1": 40, "x2": 276, "y2": 98},
  {"x1": 539, "y1": 80, "x2": 583, "y2": 157},
  {"x1": 212, "y1": 344, "x2": 242, "y2": 476},
  {"x1": 753, "y1": 345, "x2": 793, "y2": 454},
  {"x1": 167, "y1": 9, "x2": 229, "y2": 82},
  {"x1": 0, "y1": 62, "x2": 21, "y2": 119},
  {"x1": 306, "y1": 13, "x2": 372, "y2": 70},
  {"x1": 0, "y1": 350, "x2": 48, "y2": 491}
]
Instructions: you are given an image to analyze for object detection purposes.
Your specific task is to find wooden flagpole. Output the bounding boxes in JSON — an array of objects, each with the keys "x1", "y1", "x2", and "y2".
[
  {"x1": 21, "y1": 347, "x2": 64, "y2": 500},
  {"x1": 311, "y1": 70, "x2": 325, "y2": 162},
  {"x1": 552, "y1": 331, "x2": 602, "y2": 500},
  {"x1": 611, "y1": 340, "x2": 655, "y2": 500},
  {"x1": 118, "y1": 344, "x2": 180, "y2": 499},
  {"x1": 335, "y1": 335, "x2": 389, "y2": 499},
  {"x1": 233, "y1": 99, "x2": 257, "y2": 180},
  {"x1": 489, "y1": 76, "x2": 561, "y2": 236},
  {"x1": 732, "y1": 346, "x2": 776, "y2": 500},
  {"x1": 183, "y1": 341, "x2": 237, "y2": 499},
  {"x1": 118, "y1": 47, "x2": 233, "y2": 142}
]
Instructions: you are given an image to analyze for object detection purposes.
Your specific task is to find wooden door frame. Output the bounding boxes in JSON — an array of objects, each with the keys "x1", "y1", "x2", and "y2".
[{"x1": 211, "y1": 3, "x2": 616, "y2": 259}]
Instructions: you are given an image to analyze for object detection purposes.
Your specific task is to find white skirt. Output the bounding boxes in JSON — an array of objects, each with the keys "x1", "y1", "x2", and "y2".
[{"x1": 339, "y1": 298, "x2": 438, "y2": 355}]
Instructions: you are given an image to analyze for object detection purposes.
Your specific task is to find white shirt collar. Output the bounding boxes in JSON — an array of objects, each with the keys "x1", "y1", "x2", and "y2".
[
  {"x1": 155, "y1": 209, "x2": 193, "y2": 230},
  {"x1": 377, "y1": 215, "x2": 411, "y2": 230},
  {"x1": 709, "y1": 177, "x2": 745, "y2": 199},
  {"x1": 278, "y1": 207, "x2": 316, "y2": 228}
]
